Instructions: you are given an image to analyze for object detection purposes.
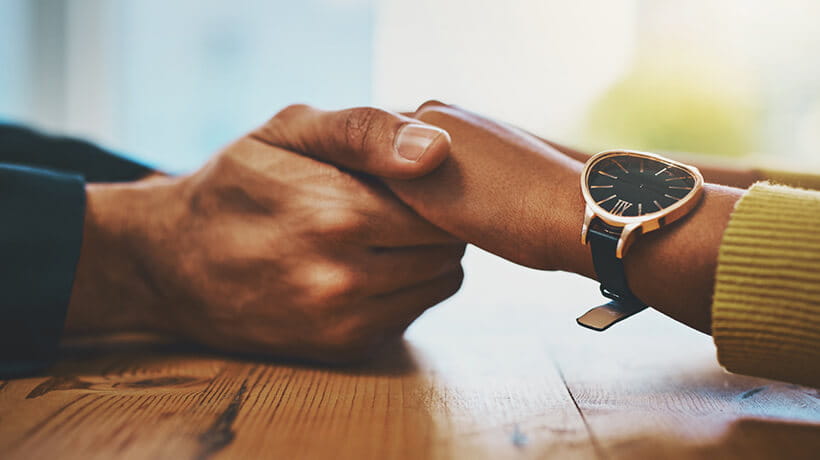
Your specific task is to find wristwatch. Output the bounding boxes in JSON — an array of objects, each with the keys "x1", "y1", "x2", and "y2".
[{"x1": 577, "y1": 149, "x2": 704, "y2": 331}]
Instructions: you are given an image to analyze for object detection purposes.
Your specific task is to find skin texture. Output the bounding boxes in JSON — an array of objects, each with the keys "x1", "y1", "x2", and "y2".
[
  {"x1": 393, "y1": 102, "x2": 744, "y2": 334},
  {"x1": 66, "y1": 100, "x2": 748, "y2": 365},
  {"x1": 66, "y1": 106, "x2": 466, "y2": 363},
  {"x1": 274, "y1": 102, "x2": 744, "y2": 334}
]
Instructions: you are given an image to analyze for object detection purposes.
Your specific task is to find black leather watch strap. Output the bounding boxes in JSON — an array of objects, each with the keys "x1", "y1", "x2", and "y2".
[
  {"x1": 588, "y1": 219, "x2": 638, "y2": 302},
  {"x1": 577, "y1": 218, "x2": 648, "y2": 331}
]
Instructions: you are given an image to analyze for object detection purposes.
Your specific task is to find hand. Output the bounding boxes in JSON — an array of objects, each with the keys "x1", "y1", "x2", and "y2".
[
  {"x1": 66, "y1": 106, "x2": 466, "y2": 363},
  {"x1": 393, "y1": 104, "x2": 743, "y2": 334},
  {"x1": 264, "y1": 102, "x2": 591, "y2": 274},
  {"x1": 387, "y1": 102, "x2": 591, "y2": 273},
  {"x1": 264, "y1": 102, "x2": 743, "y2": 334}
]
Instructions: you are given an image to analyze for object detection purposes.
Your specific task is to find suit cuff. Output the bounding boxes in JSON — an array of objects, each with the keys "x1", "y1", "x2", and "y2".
[{"x1": 0, "y1": 164, "x2": 86, "y2": 378}]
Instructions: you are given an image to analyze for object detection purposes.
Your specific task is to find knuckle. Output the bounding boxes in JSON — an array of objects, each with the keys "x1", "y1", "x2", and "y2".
[
  {"x1": 304, "y1": 263, "x2": 363, "y2": 306},
  {"x1": 313, "y1": 207, "x2": 367, "y2": 237},
  {"x1": 343, "y1": 107, "x2": 387, "y2": 151},
  {"x1": 257, "y1": 104, "x2": 315, "y2": 147},
  {"x1": 272, "y1": 103, "x2": 313, "y2": 122},
  {"x1": 443, "y1": 267, "x2": 466, "y2": 297},
  {"x1": 416, "y1": 99, "x2": 449, "y2": 113},
  {"x1": 211, "y1": 143, "x2": 246, "y2": 171},
  {"x1": 442, "y1": 243, "x2": 468, "y2": 260},
  {"x1": 413, "y1": 101, "x2": 464, "y2": 125},
  {"x1": 452, "y1": 268, "x2": 466, "y2": 291}
]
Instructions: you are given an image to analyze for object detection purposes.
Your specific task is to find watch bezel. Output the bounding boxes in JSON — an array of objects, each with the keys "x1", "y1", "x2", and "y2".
[{"x1": 580, "y1": 149, "x2": 704, "y2": 257}]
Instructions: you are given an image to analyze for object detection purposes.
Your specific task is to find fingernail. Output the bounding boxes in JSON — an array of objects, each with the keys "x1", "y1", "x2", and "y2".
[{"x1": 394, "y1": 124, "x2": 445, "y2": 162}]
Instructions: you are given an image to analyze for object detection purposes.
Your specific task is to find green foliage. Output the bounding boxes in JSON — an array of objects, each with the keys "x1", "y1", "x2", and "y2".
[{"x1": 582, "y1": 60, "x2": 760, "y2": 157}]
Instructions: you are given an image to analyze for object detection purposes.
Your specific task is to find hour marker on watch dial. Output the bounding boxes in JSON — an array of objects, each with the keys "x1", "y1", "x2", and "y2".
[
  {"x1": 597, "y1": 194, "x2": 617, "y2": 205},
  {"x1": 611, "y1": 159, "x2": 629, "y2": 174},
  {"x1": 586, "y1": 153, "x2": 698, "y2": 218},
  {"x1": 610, "y1": 199, "x2": 633, "y2": 216}
]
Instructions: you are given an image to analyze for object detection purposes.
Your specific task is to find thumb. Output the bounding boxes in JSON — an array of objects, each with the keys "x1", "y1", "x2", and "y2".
[{"x1": 253, "y1": 104, "x2": 451, "y2": 179}]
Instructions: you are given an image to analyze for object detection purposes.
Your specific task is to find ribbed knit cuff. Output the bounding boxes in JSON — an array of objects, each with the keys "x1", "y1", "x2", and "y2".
[
  {"x1": 713, "y1": 182, "x2": 820, "y2": 388},
  {"x1": 758, "y1": 168, "x2": 820, "y2": 191}
]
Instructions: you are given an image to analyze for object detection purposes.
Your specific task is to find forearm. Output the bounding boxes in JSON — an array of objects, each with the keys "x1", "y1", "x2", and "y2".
[{"x1": 395, "y1": 104, "x2": 751, "y2": 336}]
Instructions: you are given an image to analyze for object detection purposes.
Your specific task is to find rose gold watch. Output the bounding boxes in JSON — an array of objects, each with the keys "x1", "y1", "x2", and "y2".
[{"x1": 577, "y1": 149, "x2": 704, "y2": 331}]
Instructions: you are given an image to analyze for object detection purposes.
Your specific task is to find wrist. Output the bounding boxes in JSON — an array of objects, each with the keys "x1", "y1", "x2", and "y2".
[
  {"x1": 623, "y1": 184, "x2": 743, "y2": 332},
  {"x1": 66, "y1": 177, "x2": 179, "y2": 335},
  {"x1": 533, "y1": 158, "x2": 596, "y2": 277},
  {"x1": 558, "y1": 179, "x2": 596, "y2": 279}
]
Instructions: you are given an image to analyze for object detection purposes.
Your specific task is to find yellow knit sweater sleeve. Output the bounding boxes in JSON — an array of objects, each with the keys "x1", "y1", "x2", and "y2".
[
  {"x1": 712, "y1": 182, "x2": 820, "y2": 388},
  {"x1": 758, "y1": 168, "x2": 820, "y2": 190}
]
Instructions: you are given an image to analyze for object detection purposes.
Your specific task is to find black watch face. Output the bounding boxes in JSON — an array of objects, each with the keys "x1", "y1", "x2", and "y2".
[{"x1": 587, "y1": 154, "x2": 697, "y2": 217}]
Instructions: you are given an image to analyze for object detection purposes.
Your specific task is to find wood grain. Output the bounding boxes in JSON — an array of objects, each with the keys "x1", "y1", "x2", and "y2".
[{"x1": 0, "y1": 250, "x2": 817, "y2": 459}]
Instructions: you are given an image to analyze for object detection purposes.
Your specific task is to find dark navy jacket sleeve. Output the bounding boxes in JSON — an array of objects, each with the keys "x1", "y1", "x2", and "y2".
[
  {"x1": 0, "y1": 124, "x2": 153, "y2": 378},
  {"x1": 0, "y1": 164, "x2": 85, "y2": 377}
]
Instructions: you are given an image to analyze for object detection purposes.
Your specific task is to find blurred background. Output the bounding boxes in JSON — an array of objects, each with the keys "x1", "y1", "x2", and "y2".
[
  {"x1": 2, "y1": 0, "x2": 820, "y2": 173},
  {"x1": 2, "y1": 0, "x2": 819, "y2": 334}
]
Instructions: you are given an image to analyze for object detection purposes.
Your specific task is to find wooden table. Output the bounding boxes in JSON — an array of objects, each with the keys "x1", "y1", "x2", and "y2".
[{"x1": 1, "y1": 249, "x2": 818, "y2": 459}]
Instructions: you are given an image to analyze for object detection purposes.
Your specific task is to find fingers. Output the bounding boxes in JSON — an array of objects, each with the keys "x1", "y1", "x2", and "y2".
[
  {"x1": 297, "y1": 177, "x2": 459, "y2": 247},
  {"x1": 220, "y1": 138, "x2": 459, "y2": 247},
  {"x1": 412, "y1": 100, "x2": 578, "y2": 167},
  {"x1": 367, "y1": 267, "x2": 465, "y2": 334},
  {"x1": 380, "y1": 101, "x2": 584, "y2": 270},
  {"x1": 290, "y1": 267, "x2": 464, "y2": 365},
  {"x1": 358, "y1": 184, "x2": 460, "y2": 247},
  {"x1": 360, "y1": 244, "x2": 466, "y2": 294},
  {"x1": 252, "y1": 104, "x2": 452, "y2": 180},
  {"x1": 412, "y1": 99, "x2": 450, "y2": 116}
]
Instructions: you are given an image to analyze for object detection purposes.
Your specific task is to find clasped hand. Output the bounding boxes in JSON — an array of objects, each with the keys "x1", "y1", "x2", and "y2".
[{"x1": 67, "y1": 102, "x2": 587, "y2": 363}]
